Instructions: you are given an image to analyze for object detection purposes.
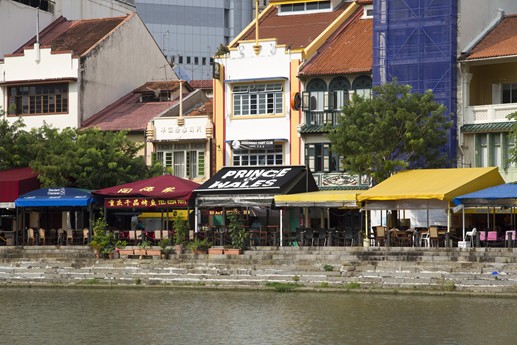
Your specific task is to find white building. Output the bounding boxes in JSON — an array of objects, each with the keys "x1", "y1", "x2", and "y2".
[{"x1": 0, "y1": 13, "x2": 175, "y2": 131}]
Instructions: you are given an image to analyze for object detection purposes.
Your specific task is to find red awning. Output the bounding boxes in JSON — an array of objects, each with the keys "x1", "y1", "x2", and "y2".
[
  {"x1": 0, "y1": 167, "x2": 40, "y2": 204},
  {"x1": 92, "y1": 175, "x2": 200, "y2": 209}
]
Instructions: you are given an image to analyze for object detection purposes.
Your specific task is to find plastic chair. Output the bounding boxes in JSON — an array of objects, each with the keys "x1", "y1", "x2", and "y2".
[
  {"x1": 27, "y1": 228, "x2": 35, "y2": 245},
  {"x1": 38, "y1": 228, "x2": 46, "y2": 245},
  {"x1": 466, "y1": 227, "x2": 477, "y2": 247},
  {"x1": 83, "y1": 228, "x2": 89, "y2": 245},
  {"x1": 66, "y1": 229, "x2": 74, "y2": 245}
]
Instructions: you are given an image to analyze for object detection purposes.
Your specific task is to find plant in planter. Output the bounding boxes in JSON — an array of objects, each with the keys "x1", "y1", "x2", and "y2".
[
  {"x1": 158, "y1": 238, "x2": 172, "y2": 259},
  {"x1": 135, "y1": 239, "x2": 151, "y2": 256},
  {"x1": 186, "y1": 237, "x2": 211, "y2": 254},
  {"x1": 173, "y1": 216, "x2": 188, "y2": 254},
  {"x1": 226, "y1": 211, "x2": 247, "y2": 254},
  {"x1": 89, "y1": 214, "x2": 117, "y2": 258}
]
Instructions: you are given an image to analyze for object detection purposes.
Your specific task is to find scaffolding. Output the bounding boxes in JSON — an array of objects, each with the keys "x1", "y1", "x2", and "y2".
[{"x1": 373, "y1": 0, "x2": 458, "y2": 164}]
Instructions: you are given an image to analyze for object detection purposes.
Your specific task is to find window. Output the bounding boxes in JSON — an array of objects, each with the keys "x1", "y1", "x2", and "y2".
[
  {"x1": 232, "y1": 83, "x2": 283, "y2": 116},
  {"x1": 503, "y1": 83, "x2": 517, "y2": 103},
  {"x1": 280, "y1": 1, "x2": 331, "y2": 13},
  {"x1": 475, "y1": 133, "x2": 510, "y2": 168},
  {"x1": 156, "y1": 143, "x2": 205, "y2": 178},
  {"x1": 352, "y1": 75, "x2": 372, "y2": 99},
  {"x1": 178, "y1": 55, "x2": 183, "y2": 64},
  {"x1": 202, "y1": 57, "x2": 207, "y2": 65},
  {"x1": 194, "y1": 57, "x2": 199, "y2": 65},
  {"x1": 303, "y1": 78, "x2": 327, "y2": 112},
  {"x1": 329, "y1": 77, "x2": 350, "y2": 109},
  {"x1": 305, "y1": 143, "x2": 339, "y2": 173},
  {"x1": 186, "y1": 56, "x2": 191, "y2": 64},
  {"x1": 8, "y1": 83, "x2": 68, "y2": 115},
  {"x1": 233, "y1": 144, "x2": 283, "y2": 166}
]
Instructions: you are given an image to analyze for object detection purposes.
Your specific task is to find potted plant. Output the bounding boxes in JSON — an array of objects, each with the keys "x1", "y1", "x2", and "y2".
[
  {"x1": 134, "y1": 239, "x2": 151, "y2": 257},
  {"x1": 186, "y1": 237, "x2": 211, "y2": 254},
  {"x1": 173, "y1": 216, "x2": 188, "y2": 254},
  {"x1": 225, "y1": 211, "x2": 247, "y2": 255},
  {"x1": 89, "y1": 214, "x2": 117, "y2": 258},
  {"x1": 158, "y1": 238, "x2": 172, "y2": 259}
]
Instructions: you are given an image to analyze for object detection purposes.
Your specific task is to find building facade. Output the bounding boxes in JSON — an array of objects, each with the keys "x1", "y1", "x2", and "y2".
[
  {"x1": 0, "y1": 13, "x2": 175, "y2": 131},
  {"x1": 136, "y1": 0, "x2": 253, "y2": 81}
]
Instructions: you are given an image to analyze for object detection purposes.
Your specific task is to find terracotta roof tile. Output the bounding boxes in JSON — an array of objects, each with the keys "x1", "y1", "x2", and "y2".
[
  {"x1": 464, "y1": 15, "x2": 517, "y2": 60},
  {"x1": 299, "y1": 8, "x2": 372, "y2": 76},
  {"x1": 189, "y1": 80, "x2": 213, "y2": 89},
  {"x1": 185, "y1": 100, "x2": 213, "y2": 116},
  {"x1": 11, "y1": 15, "x2": 127, "y2": 57},
  {"x1": 133, "y1": 81, "x2": 182, "y2": 93},
  {"x1": 82, "y1": 92, "x2": 178, "y2": 131},
  {"x1": 232, "y1": 2, "x2": 353, "y2": 50}
]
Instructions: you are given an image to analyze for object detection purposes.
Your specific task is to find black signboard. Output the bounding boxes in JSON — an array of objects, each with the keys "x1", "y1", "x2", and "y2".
[
  {"x1": 195, "y1": 165, "x2": 318, "y2": 194},
  {"x1": 231, "y1": 139, "x2": 274, "y2": 150}
]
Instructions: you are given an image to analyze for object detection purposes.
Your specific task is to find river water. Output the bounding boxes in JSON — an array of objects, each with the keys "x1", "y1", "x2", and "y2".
[{"x1": 2, "y1": 287, "x2": 516, "y2": 345}]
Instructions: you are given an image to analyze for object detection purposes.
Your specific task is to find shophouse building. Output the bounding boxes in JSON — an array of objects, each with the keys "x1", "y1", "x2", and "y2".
[
  {"x1": 0, "y1": 13, "x2": 175, "y2": 131},
  {"x1": 458, "y1": 14, "x2": 517, "y2": 183}
]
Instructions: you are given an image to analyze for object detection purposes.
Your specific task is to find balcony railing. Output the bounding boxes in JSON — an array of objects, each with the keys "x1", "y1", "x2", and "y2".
[
  {"x1": 312, "y1": 172, "x2": 371, "y2": 188},
  {"x1": 464, "y1": 103, "x2": 517, "y2": 124},
  {"x1": 304, "y1": 111, "x2": 341, "y2": 126}
]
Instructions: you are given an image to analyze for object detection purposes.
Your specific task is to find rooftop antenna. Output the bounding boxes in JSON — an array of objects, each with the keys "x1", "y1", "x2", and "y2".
[{"x1": 35, "y1": 0, "x2": 41, "y2": 63}]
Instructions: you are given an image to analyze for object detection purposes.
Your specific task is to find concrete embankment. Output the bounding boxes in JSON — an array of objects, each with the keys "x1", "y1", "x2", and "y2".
[{"x1": 1, "y1": 246, "x2": 517, "y2": 294}]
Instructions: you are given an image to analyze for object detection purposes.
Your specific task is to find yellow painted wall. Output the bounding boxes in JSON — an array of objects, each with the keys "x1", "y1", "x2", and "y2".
[
  {"x1": 470, "y1": 62, "x2": 517, "y2": 105},
  {"x1": 213, "y1": 64, "x2": 225, "y2": 171},
  {"x1": 290, "y1": 59, "x2": 301, "y2": 165}
]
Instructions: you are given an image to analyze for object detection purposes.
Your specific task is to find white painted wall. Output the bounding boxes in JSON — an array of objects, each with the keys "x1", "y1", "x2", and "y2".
[
  {"x1": 0, "y1": 47, "x2": 81, "y2": 129},
  {"x1": 80, "y1": 13, "x2": 176, "y2": 122},
  {"x1": 0, "y1": 1, "x2": 53, "y2": 59},
  {"x1": 220, "y1": 40, "x2": 302, "y2": 165}
]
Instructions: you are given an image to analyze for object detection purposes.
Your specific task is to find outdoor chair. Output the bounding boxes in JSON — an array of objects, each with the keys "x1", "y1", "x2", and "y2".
[
  {"x1": 57, "y1": 228, "x2": 65, "y2": 245},
  {"x1": 83, "y1": 228, "x2": 89, "y2": 245},
  {"x1": 466, "y1": 228, "x2": 477, "y2": 247},
  {"x1": 27, "y1": 228, "x2": 35, "y2": 245},
  {"x1": 422, "y1": 226, "x2": 440, "y2": 247},
  {"x1": 303, "y1": 228, "x2": 315, "y2": 246},
  {"x1": 66, "y1": 229, "x2": 74, "y2": 245},
  {"x1": 38, "y1": 228, "x2": 46, "y2": 245},
  {"x1": 314, "y1": 229, "x2": 328, "y2": 247},
  {"x1": 374, "y1": 226, "x2": 386, "y2": 246}
]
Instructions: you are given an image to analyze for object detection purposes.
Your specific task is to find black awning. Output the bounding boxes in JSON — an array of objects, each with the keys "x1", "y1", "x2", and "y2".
[{"x1": 195, "y1": 165, "x2": 318, "y2": 207}]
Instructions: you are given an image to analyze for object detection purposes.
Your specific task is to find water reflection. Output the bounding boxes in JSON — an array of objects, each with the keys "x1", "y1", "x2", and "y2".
[{"x1": 2, "y1": 288, "x2": 517, "y2": 345}]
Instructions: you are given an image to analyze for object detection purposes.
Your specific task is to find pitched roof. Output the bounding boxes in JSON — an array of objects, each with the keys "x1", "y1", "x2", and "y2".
[
  {"x1": 231, "y1": 2, "x2": 353, "y2": 50},
  {"x1": 82, "y1": 92, "x2": 179, "y2": 132},
  {"x1": 10, "y1": 15, "x2": 128, "y2": 57},
  {"x1": 299, "y1": 7, "x2": 372, "y2": 76},
  {"x1": 189, "y1": 80, "x2": 213, "y2": 90},
  {"x1": 463, "y1": 15, "x2": 517, "y2": 60}
]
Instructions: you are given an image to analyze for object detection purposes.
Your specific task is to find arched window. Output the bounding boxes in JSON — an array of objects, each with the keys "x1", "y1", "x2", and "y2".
[
  {"x1": 352, "y1": 75, "x2": 372, "y2": 99},
  {"x1": 329, "y1": 77, "x2": 350, "y2": 108},
  {"x1": 303, "y1": 78, "x2": 327, "y2": 111}
]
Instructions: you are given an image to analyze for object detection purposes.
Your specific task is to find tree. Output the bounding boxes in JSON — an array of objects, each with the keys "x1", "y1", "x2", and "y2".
[
  {"x1": 29, "y1": 126, "x2": 161, "y2": 189},
  {"x1": 0, "y1": 114, "x2": 38, "y2": 170},
  {"x1": 327, "y1": 80, "x2": 452, "y2": 184}
]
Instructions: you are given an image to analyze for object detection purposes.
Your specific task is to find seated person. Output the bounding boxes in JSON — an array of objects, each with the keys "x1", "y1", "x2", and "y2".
[{"x1": 250, "y1": 218, "x2": 262, "y2": 230}]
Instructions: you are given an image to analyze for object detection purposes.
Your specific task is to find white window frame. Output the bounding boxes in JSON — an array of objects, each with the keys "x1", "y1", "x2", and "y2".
[{"x1": 232, "y1": 83, "x2": 284, "y2": 116}]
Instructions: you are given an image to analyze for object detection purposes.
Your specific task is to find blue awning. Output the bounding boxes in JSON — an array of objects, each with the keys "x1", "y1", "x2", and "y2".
[
  {"x1": 15, "y1": 188, "x2": 94, "y2": 207},
  {"x1": 453, "y1": 183, "x2": 516, "y2": 207}
]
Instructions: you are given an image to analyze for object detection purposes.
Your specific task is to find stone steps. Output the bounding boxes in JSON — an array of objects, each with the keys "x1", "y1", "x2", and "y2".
[{"x1": 1, "y1": 246, "x2": 517, "y2": 292}]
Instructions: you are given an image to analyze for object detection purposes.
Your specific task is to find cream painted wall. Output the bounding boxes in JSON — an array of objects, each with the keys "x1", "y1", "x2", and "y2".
[
  {"x1": 80, "y1": 13, "x2": 176, "y2": 123},
  {"x1": 469, "y1": 62, "x2": 517, "y2": 106}
]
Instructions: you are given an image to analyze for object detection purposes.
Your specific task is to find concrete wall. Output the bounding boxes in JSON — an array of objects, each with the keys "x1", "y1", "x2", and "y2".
[
  {"x1": 459, "y1": 0, "x2": 517, "y2": 53},
  {"x1": 79, "y1": 13, "x2": 176, "y2": 122},
  {"x1": 0, "y1": 1, "x2": 53, "y2": 59},
  {"x1": 54, "y1": 0, "x2": 135, "y2": 19}
]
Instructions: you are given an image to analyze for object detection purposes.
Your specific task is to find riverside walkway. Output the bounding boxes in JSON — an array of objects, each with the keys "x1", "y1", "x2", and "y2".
[{"x1": 1, "y1": 246, "x2": 516, "y2": 294}]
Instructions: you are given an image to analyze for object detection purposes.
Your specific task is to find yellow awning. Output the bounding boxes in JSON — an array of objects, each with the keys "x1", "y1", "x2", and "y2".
[
  {"x1": 274, "y1": 190, "x2": 365, "y2": 208},
  {"x1": 358, "y1": 167, "x2": 505, "y2": 202}
]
